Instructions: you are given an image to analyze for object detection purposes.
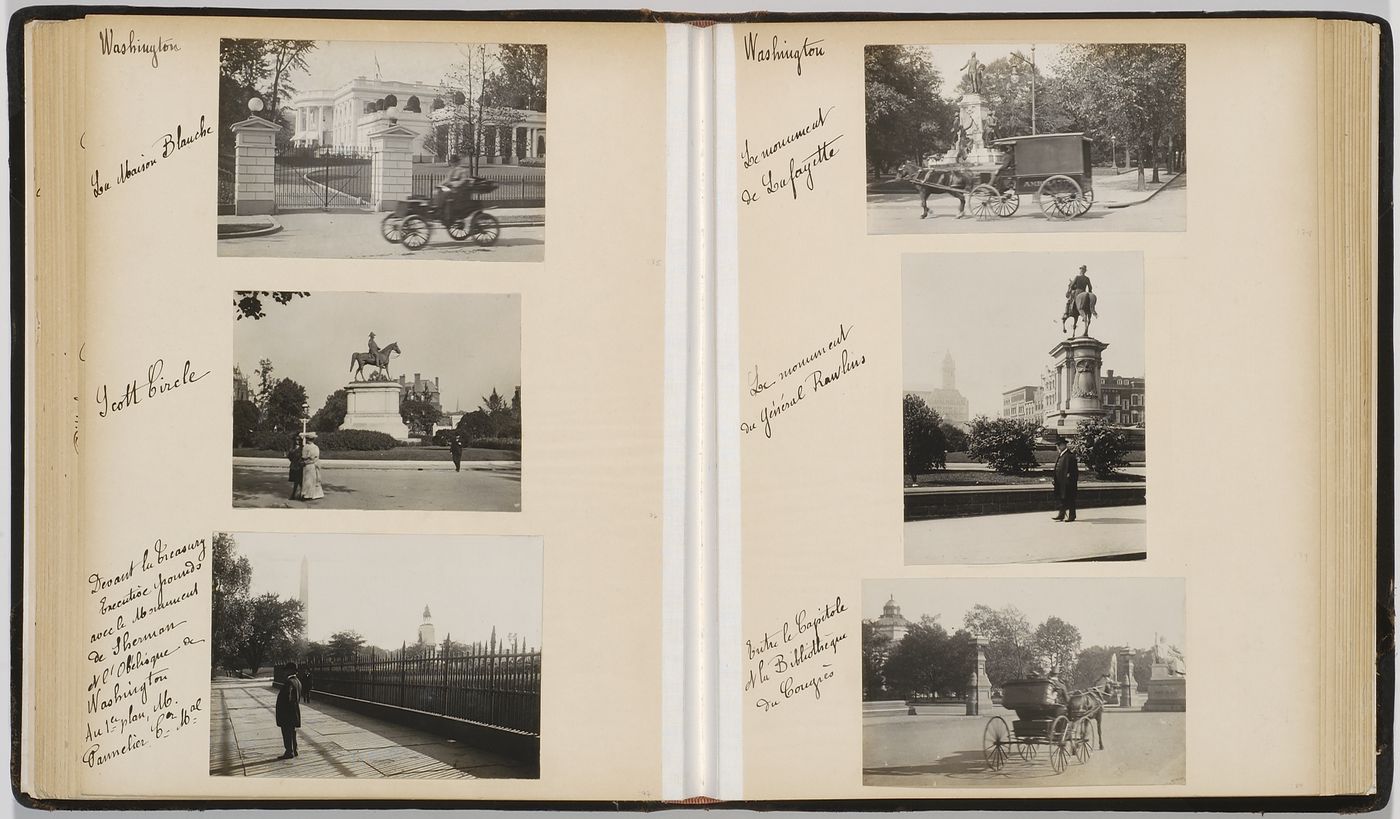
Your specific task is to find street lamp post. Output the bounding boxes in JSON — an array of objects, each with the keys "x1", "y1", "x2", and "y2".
[{"x1": 1008, "y1": 45, "x2": 1038, "y2": 135}]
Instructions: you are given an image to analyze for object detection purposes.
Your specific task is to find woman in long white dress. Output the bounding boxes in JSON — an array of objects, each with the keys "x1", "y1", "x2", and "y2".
[{"x1": 299, "y1": 433, "x2": 325, "y2": 501}]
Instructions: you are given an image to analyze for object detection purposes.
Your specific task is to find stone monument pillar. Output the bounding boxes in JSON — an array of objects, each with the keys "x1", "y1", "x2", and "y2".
[
  {"x1": 229, "y1": 117, "x2": 282, "y2": 216},
  {"x1": 342, "y1": 381, "x2": 411, "y2": 441},
  {"x1": 1117, "y1": 650, "x2": 1137, "y2": 707},
  {"x1": 1142, "y1": 651, "x2": 1187, "y2": 712},
  {"x1": 966, "y1": 637, "x2": 996, "y2": 716},
  {"x1": 1043, "y1": 336, "x2": 1109, "y2": 437}
]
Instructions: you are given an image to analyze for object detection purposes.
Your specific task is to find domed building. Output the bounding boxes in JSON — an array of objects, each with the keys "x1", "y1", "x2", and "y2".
[{"x1": 871, "y1": 595, "x2": 912, "y2": 644}]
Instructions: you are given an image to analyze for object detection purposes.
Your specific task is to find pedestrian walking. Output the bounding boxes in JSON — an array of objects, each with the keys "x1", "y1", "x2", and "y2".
[
  {"x1": 301, "y1": 669, "x2": 314, "y2": 703},
  {"x1": 450, "y1": 434, "x2": 464, "y2": 472},
  {"x1": 287, "y1": 439, "x2": 304, "y2": 500},
  {"x1": 300, "y1": 433, "x2": 325, "y2": 501},
  {"x1": 275, "y1": 662, "x2": 303, "y2": 759},
  {"x1": 1052, "y1": 438, "x2": 1079, "y2": 522}
]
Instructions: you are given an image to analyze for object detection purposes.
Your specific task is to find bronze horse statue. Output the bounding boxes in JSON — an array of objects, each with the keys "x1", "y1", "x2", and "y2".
[
  {"x1": 896, "y1": 164, "x2": 978, "y2": 220},
  {"x1": 1063, "y1": 287, "x2": 1098, "y2": 338},
  {"x1": 350, "y1": 341, "x2": 401, "y2": 381}
]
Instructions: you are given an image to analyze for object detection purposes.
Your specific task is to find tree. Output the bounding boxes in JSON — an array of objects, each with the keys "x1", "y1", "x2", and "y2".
[
  {"x1": 1073, "y1": 418, "x2": 1130, "y2": 478},
  {"x1": 483, "y1": 44, "x2": 547, "y2": 111},
  {"x1": 903, "y1": 394, "x2": 947, "y2": 481},
  {"x1": 862, "y1": 621, "x2": 893, "y2": 700},
  {"x1": 400, "y1": 397, "x2": 443, "y2": 439},
  {"x1": 232, "y1": 399, "x2": 261, "y2": 448},
  {"x1": 253, "y1": 359, "x2": 277, "y2": 413},
  {"x1": 211, "y1": 533, "x2": 253, "y2": 672},
  {"x1": 1072, "y1": 644, "x2": 1124, "y2": 690},
  {"x1": 966, "y1": 415, "x2": 1041, "y2": 474},
  {"x1": 1032, "y1": 616, "x2": 1082, "y2": 679},
  {"x1": 965, "y1": 53, "x2": 1071, "y2": 141},
  {"x1": 439, "y1": 45, "x2": 520, "y2": 174},
  {"x1": 328, "y1": 630, "x2": 366, "y2": 663},
  {"x1": 309, "y1": 389, "x2": 347, "y2": 433},
  {"x1": 882, "y1": 617, "x2": 975, "y2": 699},
  {"x1": 239, "y1": 593, "x2": 304, "y2": 676},
  {"x1": 262, "y1": 379, "x2": 308, "y2": 433},
  {"x1": 263, "y1": 40, "x2": 317, "y2": 130},
  {"x1": 963, "y1": 604, "x2": 1034, "y2": 686},
  {"x1": 234, "y1": 291, "x2": 309, "y2": 321},
  {"x1": 864, "y1": 46, "x2": 958, "y2": 175},
  {"x1": 939, "y1": 421, "x2": 969, "y2": 454}
]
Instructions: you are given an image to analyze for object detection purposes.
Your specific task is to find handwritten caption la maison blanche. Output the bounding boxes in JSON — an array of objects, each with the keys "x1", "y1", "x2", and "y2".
[
  {"x1": 744, "y1": 596, "x2": 851, "y2": 713},
  {"x1": 742, "y1": 323, "x2": 866, "y2": 440},
  {"x1": 83, "y1": 537, "x2": 208, "y2": 769},
  {"x1": 90, "y1": 115, "x2": 212, "y2": 199},
  {"x1": 739, "y1": 106, "x2": 842, "y2": 207}
]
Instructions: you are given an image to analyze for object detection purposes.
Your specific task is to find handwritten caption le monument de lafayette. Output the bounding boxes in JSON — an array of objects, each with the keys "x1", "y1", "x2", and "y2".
[
  {"x1": 737, "y1": 30, "x2": 838, "y2": 208},
  {"x1": 83, "y1": 537, "x2": 208, "y2": 769},
  {"x1": 743, "y1": 323, "x2": 866, "y2": 440},
  {"x1": 745, "y1": 596, "x2": 850, "y2": 714}
]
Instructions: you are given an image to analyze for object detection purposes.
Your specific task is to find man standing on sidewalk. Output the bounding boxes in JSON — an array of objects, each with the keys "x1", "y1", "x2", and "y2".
[
  {"x1": 1052, "y1": 438, "x2": 1079, "y2": 522},
  {"x1": 276, "y1": 662, "x2": 303, "y2": 759},
  {"x1": 450, "y1": 433, "x2": 464, "y2": 472}
]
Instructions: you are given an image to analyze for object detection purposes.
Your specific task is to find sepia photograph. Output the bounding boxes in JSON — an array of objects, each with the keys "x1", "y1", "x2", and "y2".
[
  {"x1": 866, "y1": 43, "x2": 1185, "y2": 233},
  {"x1": 218, "y1": 39, "x2": 546, "y2": 261},
  {"x1": 902, "y1": 252, "x2": 1146, "y2": 564},
  {"x1": 232, "y1": 290, "x2": 521, "y2": 512},
  {"x1": 862, "y1": 577, "x2": 1185, "y2": 788},
  {"x1": 209, "y1": 532, "x2": 542, "y2": 779}
]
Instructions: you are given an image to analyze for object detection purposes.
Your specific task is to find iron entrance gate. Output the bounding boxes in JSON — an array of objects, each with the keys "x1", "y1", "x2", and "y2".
[{"x1": 273, "y1": 147, "x2": 374, "y2": 212}]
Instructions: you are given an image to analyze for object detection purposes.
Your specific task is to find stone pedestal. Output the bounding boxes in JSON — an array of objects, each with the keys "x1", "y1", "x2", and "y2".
[
  {"x1": 230, "y1": 117, "x2": 282, "y2": 216},
  {"x1": 369, "y1": 123, "x2": 418, "y2": 212},
  {"x1": 937, "y1": 93, "x2": 1006, "y2": 166},
  {"x1": 342, "y1": 381, "x2": 410, "y2": 441},
  {"x1": 1042, "y1": 336, "x2": 1109, "y2": 438},
  {"x1": 1116, "y1": 650, "x2": 1137, "y2": 707},
  {"x1": 1142, "y1": 663, "x2": 1187, "y2": 711},
  {"x1": 966, "y1": 637, "x2": 995, "y2": 715}
]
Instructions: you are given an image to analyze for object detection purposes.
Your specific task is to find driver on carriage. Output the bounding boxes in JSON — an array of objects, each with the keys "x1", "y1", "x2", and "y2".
[{"x1": 432, "y1": 153, "x2": 480, "y2": 228}]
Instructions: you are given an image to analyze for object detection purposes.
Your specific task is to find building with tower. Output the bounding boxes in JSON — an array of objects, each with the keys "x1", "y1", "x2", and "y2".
[
  {"x1": 907, "y1": 351, "x2": 970, "y2": 426},
  {"x1": 871, "y1": 595, "x2": 913, "y2": 644},
  {"x1": 417, "y1": 605, "x2": 437, "y2": 646},
  {"x1": 232, "y1": 365, "x2": 251, "y2": 403}
]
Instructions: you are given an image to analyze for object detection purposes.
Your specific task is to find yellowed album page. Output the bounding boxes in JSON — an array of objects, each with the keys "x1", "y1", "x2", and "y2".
[
  {"x1": 721, "y1": 18, "x2": 1346, "y2": 800},
  {"x1": 40, "y1": 14, "x2": 669, "y2": 801}
]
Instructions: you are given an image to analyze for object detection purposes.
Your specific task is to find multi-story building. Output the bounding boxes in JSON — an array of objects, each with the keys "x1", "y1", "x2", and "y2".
[
  {"x1": 907, "y1": 351, "x2": 970, "y2": 426},
  {"x1": 232, "y1": 365, "x2": 252, "y2": 403},
  {"x1": 870, "y1": 596, "x2": 913, "y2": 644},
  {"x1": 1101, "y1": 369, "x2": 1146, "y2": 426},
  {"x1": 1000, "y1": 385, "x2": 1041, "y2": 421}
]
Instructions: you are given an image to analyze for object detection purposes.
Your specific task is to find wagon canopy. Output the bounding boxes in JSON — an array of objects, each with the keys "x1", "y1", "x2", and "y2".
[{"x1": 991, "y1": 132, "x2": 1094, "y2": 180}]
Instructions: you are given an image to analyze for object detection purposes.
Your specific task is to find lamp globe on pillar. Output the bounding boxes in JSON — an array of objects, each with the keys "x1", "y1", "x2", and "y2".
[
  {"x1": 300, "y1": 401, "x2": 310, "y2": 437},
  {"x1": 247, "y1": 96, "x2": 265, "y2": 114}
]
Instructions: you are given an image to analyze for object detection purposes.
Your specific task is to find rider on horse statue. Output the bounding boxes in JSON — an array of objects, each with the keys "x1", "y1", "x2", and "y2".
[
  {"x1": 1065, "y1": 265, "x2": 1093, "y2": 314},
  {"x1": 367, "y1": 332, "x2": 381, "y2": 361}
]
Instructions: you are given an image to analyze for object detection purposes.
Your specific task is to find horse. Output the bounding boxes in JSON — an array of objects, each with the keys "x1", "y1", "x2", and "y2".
[
  {"x1": 1067, "y1": 673, "x2": 1118, "y2": 751},
  {"x1": 350, "y1": 341, "x2": 401, "y2": 381},
  {"x1": 1062, "y1": 289, "x2": 1098, "y2": 337},
  {"x1": 897, "y1": 166, "x2": 978, "y2": 220}
]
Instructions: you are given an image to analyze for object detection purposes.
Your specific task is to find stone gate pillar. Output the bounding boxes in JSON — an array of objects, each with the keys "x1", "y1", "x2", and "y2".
[
  {"x1": 369, "y1": 123, "x2": 418, "y2": 212},
  {"x1": 1117, "y1": 649, "x2": 1137, "y2": 707},
  {"x1": 229, "y1": 117, "x2": 281, "y2": 216},
  {"x1": 966, "y1": 637, "x2": 995, "y2": 715}
]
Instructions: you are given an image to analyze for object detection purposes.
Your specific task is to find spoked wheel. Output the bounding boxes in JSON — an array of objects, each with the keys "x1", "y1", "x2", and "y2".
[
  {"x1": 446, "y1": 218, "x2": 471, "y2": 241},
  {"x1": 982, "y1": 716, "x2": 1011, "y2": 771},
  {"x1": 1017, "y1": 739, "x2": 1039, "y2": 761},
  {"x1": 1074, "y1": 720, "x2": 1094, "y2": 763},
  {"x1": 1048, "y1": 716, "x2": 1071, "y2": 772},
  {"x1": 470, "y1": 212, "x2": 501, "y2": 246},
  {"x1": 992, "y1": 188, "x2": 1021, "y2": 217},
  {"x1": 380, "y1": 214, "x2": 404, "y2": 243},
  {"x1": 401, "y1": 215, "x2": 430, "y2": 250},
  {"x1": 968, "y1": 184, "x2": 1001, "y2": 219},
  {"x1": 1038, "y1": 175, "x2": 1092, "y2": 219}
]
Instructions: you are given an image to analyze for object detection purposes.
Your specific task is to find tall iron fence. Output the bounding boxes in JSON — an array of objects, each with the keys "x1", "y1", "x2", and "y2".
[
  {"x1": 305, "y1": 645, "x2": 541, "y2": 735},
  {"x1": 274, "y1": 147, "x2": 373, "y2": 211},
  {"x1": 412, "y1": 171, "x2": 545, "y2": 209}
]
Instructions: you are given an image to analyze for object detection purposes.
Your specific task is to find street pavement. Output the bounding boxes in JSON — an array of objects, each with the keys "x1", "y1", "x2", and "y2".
[
  {"x1": 905, "y1": 506, "x2": 1146, "y2": 564},
  {"x1": 233, "y1": 459, "x2": 521, "y2": 511},
  {"x1": 868, "y1": 174, "x2": 1185, "y2": 234},
  {"x1": 218, "y1": 211, "x2": 545, "y2": 262},
  {"x1": 863, "y1": 705, "x2": 1184, "y2": 788},
  {"x1": 210, "y1": 678, "x2": 532, "y2": 779}
]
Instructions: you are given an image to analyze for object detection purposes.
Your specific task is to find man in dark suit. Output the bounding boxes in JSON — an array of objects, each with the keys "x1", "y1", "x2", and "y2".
[
  {"x1": 275, "y1": 662, "x2": 303, "y2": 759},
  {"x1": 450, "y1": 433, "x2": 464, "y2": 472},
  {"x1": 1052, "y1": 438, "x2": 1079, "y2": 522}
]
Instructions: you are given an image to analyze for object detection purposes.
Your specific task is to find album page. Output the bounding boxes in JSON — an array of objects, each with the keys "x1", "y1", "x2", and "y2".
[
  {"x1": 27, "y1": 14, "x2": 678, "y2": 801},
  {"x1": 716, "y1": 17, "x2": 1373, "y2": 799}
]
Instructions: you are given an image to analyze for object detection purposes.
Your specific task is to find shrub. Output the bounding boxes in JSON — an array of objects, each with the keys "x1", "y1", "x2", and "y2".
[
  {"x1": 470, "y1": 437, "x2": 522, "y2": 452},
  {"x1": 249, "y1": 429, "x2": 298, "y2": 452},
  {"x1": 1073, "y1": 418, "x2": 1130, "y2": 478},
  {"x1": 903, "y1": 394, "x2": 947, "y2": 480},
  {"x1": 431, "y1": 429, "x2": 460, "y2": 447},
  {"x1": 232, "y1": 400, "x2": 261, "y2": 448},
  {"x1": 966, "y1": 416, "x2": 1041, "y2": 474},
  {"x1": 316, "y1": 430, "x2": 399, "y2": 451},
  {"x1": 517, "y1": 156, "x2": 546, "y2": 168}
]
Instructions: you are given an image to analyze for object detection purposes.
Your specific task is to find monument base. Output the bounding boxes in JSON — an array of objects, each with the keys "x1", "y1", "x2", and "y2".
[
  {"x1": 1142, "y1": 676, "x2": 1187, "y2": 711},
  {"x1": 1042, "y1": 335, "x2": 1110, "y2": 438},
  {"x1": 341, "y1": 381, "x2": 410, "y2": 442}
]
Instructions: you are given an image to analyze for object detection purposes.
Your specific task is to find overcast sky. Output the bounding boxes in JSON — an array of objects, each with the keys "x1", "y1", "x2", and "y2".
[
  {"x1": 864, "y1": 577, "x2": 1183, "y2": 650},
  {"x1": 903, "y1": 251, "x2": 1144, "y2": 418},
  {"x1": 227, "y1": 532, "x2": 542, "y2": 649},
  {"x1": 294, "y1": 40, "x2": 509, "y2": 94},
  {"x1": 233, "y1": 291, "x2": 520, "y2": 415},
  {"x1": 907, "y1": 44, "x2": 1071, "y2": 102}
]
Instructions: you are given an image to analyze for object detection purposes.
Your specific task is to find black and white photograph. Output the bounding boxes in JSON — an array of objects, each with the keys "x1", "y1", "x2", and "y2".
[
  {"x1": 232, "y1": 290, "x2": 521, "y2": 512},
  {"x1": 218, "y1": 39, "x2": 546, "y2": 261},
  {"x1": 209, "y1": 532, "x2": 542, "y2": 779},
  {"x1": 863, "y1": 577, "x2": 1185, "y2": 788},
  {"x1": 866, "y1": 43, "x2": 1186, "y2": 233},
  {"x1": 902, "y1": 252, "x2": 1146, "y2": 563}
]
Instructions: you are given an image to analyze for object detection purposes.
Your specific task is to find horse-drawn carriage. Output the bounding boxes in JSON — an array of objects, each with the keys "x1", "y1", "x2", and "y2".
[
  {"x1": 903, "y1": 132, "x2": 1096, "y2": 221},
  {"x1": 982, "y1": 676, "x2": 1109, "y2": 773}
]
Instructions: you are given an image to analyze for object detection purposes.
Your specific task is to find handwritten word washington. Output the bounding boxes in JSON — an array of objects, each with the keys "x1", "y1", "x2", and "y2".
[
  {"x1": 98, "y1": 29, "x2": 180, "y2": 69},
  {"x1": 742, "y1": 32, "x2": 826, "y2": 76},
  {"x1": 90, "y1": 115, "x2": 211, "y2": 199}
]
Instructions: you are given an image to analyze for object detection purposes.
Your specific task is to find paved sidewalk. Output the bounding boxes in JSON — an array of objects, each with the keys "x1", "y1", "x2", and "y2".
[
  {"x1": 218, "y1": 211, "x2": 544, "y2": 261},
  {"x1": 210, "y1": 678, "x2": 532, "y2": 779},
  {"x1": 905, "y1": 506, "x2": 1146, "y2": 564},
  {"x1": 233, "y1": 461, "x2": 521, "y2": 511}
]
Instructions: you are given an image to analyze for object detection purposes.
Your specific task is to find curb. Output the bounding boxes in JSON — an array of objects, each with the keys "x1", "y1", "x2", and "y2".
[
  {"x1": 1104, "y1": 171, "x2": 1185, "y2": 209},
  {"x1": 217, "y1": 219, "x2": 283, "y2": 239},
  {"x1": 234, "y1": 457, "x2": 519, "y2": 470}
]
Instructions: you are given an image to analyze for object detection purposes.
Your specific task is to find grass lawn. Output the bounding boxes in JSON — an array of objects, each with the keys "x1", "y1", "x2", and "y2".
[
  {"x1": 234, "y1": 446, "x2": 518, "y2": 462},
  {"x1": 908, "y1": 468, "x2": 1145, "y2": 487}
]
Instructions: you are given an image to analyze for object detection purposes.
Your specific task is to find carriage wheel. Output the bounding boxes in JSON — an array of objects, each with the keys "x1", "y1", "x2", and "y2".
[
  {"x1": 1019, "y1": 740, "x2": 1039, "y2": 760},
  {"x1": 470, "y1": 213, "x2": 501, "y2": 247},
  {"x1": 968, "y1": 184, "x2": 1001, "y2": 219},
  {"x1": 982, "y1": 716, "x2": 1011, "y2": 771},
  {"x1": 992, "y1": 188, "x2": 1021, "y2": 217},
  {"x1": 380, "y1": 214, "x2": 404, "y2": 244},
  {"x1": 1038, "y1": 175, "x2": 1091, "y2": 219},
  {"x1": 447, "y1": 218, "x2": 470, "y2": 241},
  {"x1": 1047, "y1": 716, "x2": 1071, "y2": 772},
  {"x1": 400, "y1": 216, "x2": 429, "y2": 250},
  {"x1": 1074, "y1": 720, "x2": 1094, "y2": 763}
]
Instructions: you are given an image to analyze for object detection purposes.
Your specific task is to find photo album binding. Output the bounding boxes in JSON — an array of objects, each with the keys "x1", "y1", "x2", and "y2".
[{"x1": 14, "y1": 7, "x2": 1390, "y2": 808}]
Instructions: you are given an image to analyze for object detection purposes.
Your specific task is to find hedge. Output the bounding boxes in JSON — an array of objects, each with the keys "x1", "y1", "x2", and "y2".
[
  {"x1": 471, "y1": 437, "x2": 522, "y2": 452},
  {"x1": 243, "y1": 428, "x2": 400, "y2": 452}
]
